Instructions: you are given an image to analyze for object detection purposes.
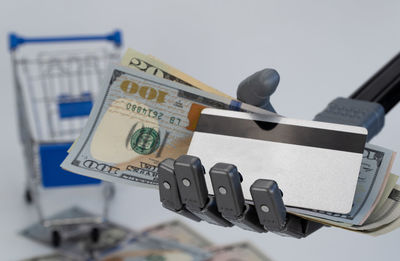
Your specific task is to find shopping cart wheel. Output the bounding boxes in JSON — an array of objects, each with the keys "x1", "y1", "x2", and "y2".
[
  {"x1": 90, "y1": 227, "x2": 100, "y2": 243},
  {"x1": 24, "y1": 189, "x2": 32, "y2": 204},
  {"x1": 51, "y1": 230, "x2": 61, "y2": 247}
]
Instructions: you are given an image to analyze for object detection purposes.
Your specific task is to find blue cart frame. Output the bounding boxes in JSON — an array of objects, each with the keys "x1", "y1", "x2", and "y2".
[{"x1": 9, "y1": 30, "x2": 122, "y2": 247}]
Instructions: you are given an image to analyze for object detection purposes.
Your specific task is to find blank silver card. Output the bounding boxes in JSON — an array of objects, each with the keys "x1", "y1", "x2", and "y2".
[{"x1": 187, "y1": 108, "x2": 368, "y2": 213}]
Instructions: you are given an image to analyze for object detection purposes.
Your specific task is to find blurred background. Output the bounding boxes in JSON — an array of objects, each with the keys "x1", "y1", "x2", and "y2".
[{"x1": 1, "y1": 0, "x2": 400, "y2": 260}]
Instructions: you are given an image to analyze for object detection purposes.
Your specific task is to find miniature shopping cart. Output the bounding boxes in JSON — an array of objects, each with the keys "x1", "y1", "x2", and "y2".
[{"x1": 9, "y1": 31, "x2": 122, "y2": 247}]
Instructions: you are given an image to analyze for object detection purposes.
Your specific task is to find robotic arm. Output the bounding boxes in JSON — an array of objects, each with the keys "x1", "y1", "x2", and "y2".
[
  {"x1": 157, "y1": 52, "x2": 400, "y2": 238},
  {"x1": 157, "y1": 69, "x2": 323, "y2": 238}
]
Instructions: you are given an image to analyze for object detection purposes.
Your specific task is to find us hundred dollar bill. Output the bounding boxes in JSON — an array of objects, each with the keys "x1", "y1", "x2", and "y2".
[
  {"x1": 21, "y1": 207, "x2": 134, "y2": 259},
  {"x1": 363, "y1": 185, "x2": 400, "y2": 236},
  {"x1": 142, "y1": 220, "x2": 212, "y2": 248},
  {"x1": 291, "y1": 144, "x2": 396, "y2": 225},
  {"x1": 121, "y1": 48, "x2": 234, "y2": 99},
  {"x1": 352, "y1": 184, "x2": 400, "y2": 232},
  {"x1": 208, "y1": 242, "x2": 273, "y2": 261},
  {"x1": 21, "y1": 254, "x2": 78, "y2": 261},
  {"x1": 61, "y1": 65, "x2": 274, "y2": 187},
  {"x1": 142, "y1": 220, "x2": 212, "y2": 249},
  {"x1": 99, "y1": 235, "x2": 211, "y2": 261}
]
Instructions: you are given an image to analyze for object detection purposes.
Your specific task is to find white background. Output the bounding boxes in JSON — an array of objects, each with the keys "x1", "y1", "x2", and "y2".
[{"x1": 1, "y1": 1, "x2": 400, "y2": 260}]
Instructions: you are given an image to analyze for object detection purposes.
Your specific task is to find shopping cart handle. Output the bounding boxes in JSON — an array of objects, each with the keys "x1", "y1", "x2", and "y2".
[{"x1": 8, "y1": 30, "x2": 122, "y2": 51}]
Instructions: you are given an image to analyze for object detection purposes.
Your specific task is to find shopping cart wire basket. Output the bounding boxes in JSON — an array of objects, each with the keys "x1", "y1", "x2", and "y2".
[{"x1": 9, "y1": 30, "x2": 122, "y2": 246}]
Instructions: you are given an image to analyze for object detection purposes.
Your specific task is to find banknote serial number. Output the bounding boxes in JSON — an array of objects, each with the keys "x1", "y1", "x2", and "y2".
[{"x1": 126, "y1": 102, "x2": 182, "y2": 126}]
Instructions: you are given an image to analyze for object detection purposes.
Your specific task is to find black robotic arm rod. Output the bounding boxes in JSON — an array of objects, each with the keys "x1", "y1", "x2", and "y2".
[{"x1": 350, "y1": 52, "x2": 400, "y2": 113}]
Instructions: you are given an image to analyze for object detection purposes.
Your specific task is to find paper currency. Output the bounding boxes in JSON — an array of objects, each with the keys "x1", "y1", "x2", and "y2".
[
  {"x1": 21, "y1": 207, "x2": 134, "y2": 259},
  {"x1": 61, "y1": 65, "x2": 274, "y2": 187},
  {"x1": 208, "y1": 242, "x2": 273, "y2": 261},
  {"x1": 290, "y1": 143, "x2": 395, "y2": 225},
  {"x1": 121, "y1": 48, "x2": 233, "y2": 99},
  {"x1": 366, "y1": 219, "x2": 400, "y2": 236},
  {"x1": 368, "y1": 173, "x2": 399, "y2": 218},
  {"x1": 142, "y1": 220, "x2": 212, "y2": 249},
  {"x1": 348, "y1": 184, "x2": 400, "y2": 232},
  {"x1": 297, "y1": 173, "x2": 398, "y2": 230},
  {"x1": 68, "y1": 48, "x2": 234, "y2": 154},
  {"x1": 364, "y1": 187, "x2": 400, "y2": 236},
  {"x1": 98, "y1": 234, "x2": 211, "y2": 261},
  {"x1": 318, "y1": 176, "x2": 400, "y2": 232},
  {"x1": 20, "y1": 254, "x2": 78, "y2": 261}
]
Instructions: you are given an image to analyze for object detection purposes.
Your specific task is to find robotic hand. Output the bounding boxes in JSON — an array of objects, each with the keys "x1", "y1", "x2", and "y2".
[
  {"x1": 156, "y1": 69, "x2": 324, "y2": 239},
  {"x1": 157, "y1": 52, "x2": 400, "y2": 238}
]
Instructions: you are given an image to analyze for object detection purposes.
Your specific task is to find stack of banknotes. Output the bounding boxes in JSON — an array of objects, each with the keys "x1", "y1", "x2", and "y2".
[
  {"x1": 61, "y1": 48, "x2": 399, "y2": 236},
  {"x1": 21, "y1": 207, "x2": 272, "y2": 261}
]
